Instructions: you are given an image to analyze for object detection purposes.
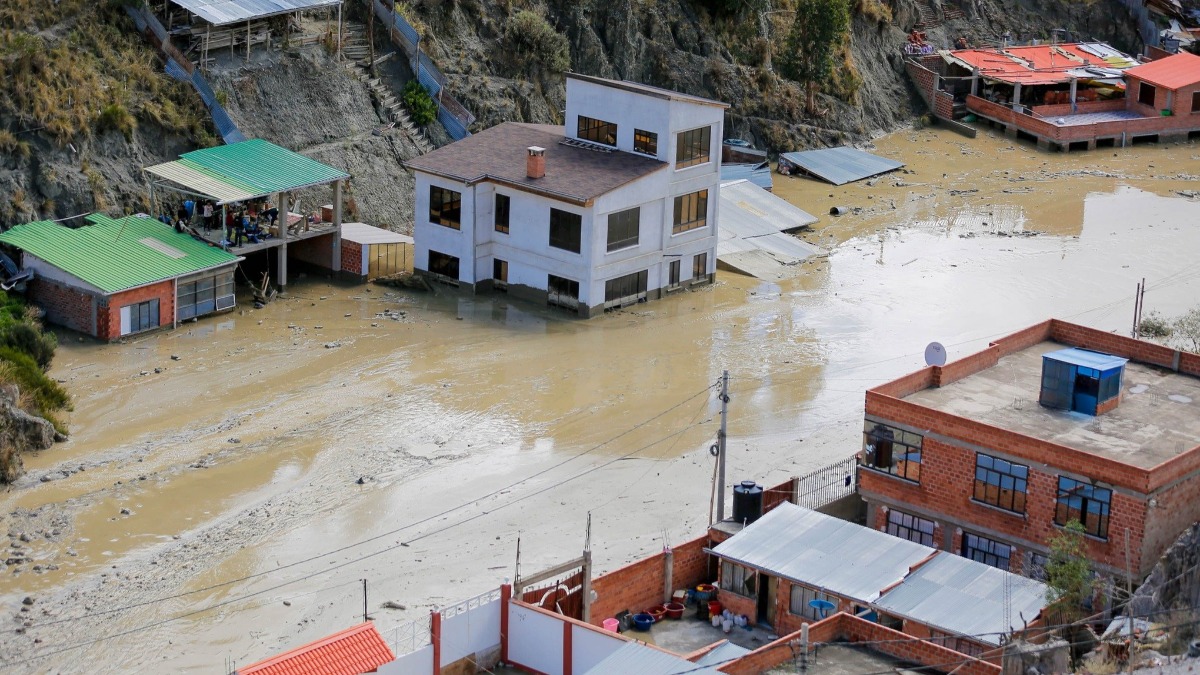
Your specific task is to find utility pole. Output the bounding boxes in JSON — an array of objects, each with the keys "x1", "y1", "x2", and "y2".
[
  {"x1": 716, "y1": 370, "x2": 730, "y2": 523},
  {"x1": 362, "y1": 578, "x2": 369, "y2": 623}
]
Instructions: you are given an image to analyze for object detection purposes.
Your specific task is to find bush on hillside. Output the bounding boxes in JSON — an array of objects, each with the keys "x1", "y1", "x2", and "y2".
[
  {"x1": 402, "y1": 80, "x2": 438, "y2": 127},
  {"x1": 0, "y1": 290, "x2": 69, "y2": 431},
  {"x1": 505, "y1": 10, "x2": 570, "y2": 74}
]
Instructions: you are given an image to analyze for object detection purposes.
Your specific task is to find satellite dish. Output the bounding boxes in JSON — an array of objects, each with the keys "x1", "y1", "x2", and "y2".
[{"x1": 925, "y1": 342, "x2": 947, "y2": 367}]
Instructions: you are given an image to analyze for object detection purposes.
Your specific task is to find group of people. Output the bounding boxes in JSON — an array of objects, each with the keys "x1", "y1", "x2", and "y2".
[{"x1": 159, "y1": 198, "x2": 281, "y2": 249}]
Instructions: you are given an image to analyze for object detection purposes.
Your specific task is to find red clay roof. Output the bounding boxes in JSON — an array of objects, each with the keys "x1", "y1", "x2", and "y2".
[
  {"x1": 237, "y1": 623, "x2": 394, "y2": 675},
  {"x1": 951, "y1": 44, "x2": 1124, "y2": 85},
  {"x1": 1124, "y1": 51, "x2": 1200, "y2": 90}
]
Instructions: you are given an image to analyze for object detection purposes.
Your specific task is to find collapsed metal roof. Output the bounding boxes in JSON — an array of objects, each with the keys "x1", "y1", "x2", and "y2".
[
  {"x1": 168, "y1": 0, "x2": 343, "y2": 26},
  {"x1": 778, "y1": 147, "x2": 904, "y2": 186},
  {"x1": 717, "y1": 180, "x2": 823, "y2": 281}
]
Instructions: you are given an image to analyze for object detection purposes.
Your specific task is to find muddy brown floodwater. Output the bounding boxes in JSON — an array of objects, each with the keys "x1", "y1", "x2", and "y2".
[{"x1": 2, "y1": 126, "x2": 1200, "y2": 672}]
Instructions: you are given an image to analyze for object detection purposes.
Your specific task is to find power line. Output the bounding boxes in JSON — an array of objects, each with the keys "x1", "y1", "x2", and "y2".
[
  {"x1": 7, "y1": 388, "x2": 722, "y2": 665},
  {"x1": 25, "y1": 382, "x2": 719, "y2": 632}
]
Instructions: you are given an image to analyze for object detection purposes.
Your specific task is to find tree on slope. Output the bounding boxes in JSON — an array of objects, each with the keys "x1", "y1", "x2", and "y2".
[{"x1": 776, "y1": 0, "x2": 851, "y2": 116}]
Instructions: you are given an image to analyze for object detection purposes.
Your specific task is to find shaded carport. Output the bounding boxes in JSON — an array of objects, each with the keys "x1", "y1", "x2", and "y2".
[{"x1": 144, "y1": 138, "x2": 351, "y2": 288}]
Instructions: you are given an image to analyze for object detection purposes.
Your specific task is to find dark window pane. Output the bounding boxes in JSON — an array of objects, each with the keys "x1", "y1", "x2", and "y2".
[
  {"x1": 675, "y1": 126, "x2": 711, "y2": 168},
  {"x1": 634, "y1": 129, "x2": 658, "y2": 155},
  {"x1": 549, "y1": 208, "x2": 582, "y2": 253},
  {"x1": 606, "y1": 207, "x2": 640, "y2": 252},
  {"x1": 577, "y1": 116, "x2": 617, "y2": 146},
  {"x1": 495, "y1": 194, "x2": 510, "y2": 233},
  {"x1": 429, "y1": 186, "x2": 462, "y2": 229}
]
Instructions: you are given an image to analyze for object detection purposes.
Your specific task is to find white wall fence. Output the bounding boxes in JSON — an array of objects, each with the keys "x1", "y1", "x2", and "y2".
[{"x1": 373, "y1": 584, "x2": 635, "y2": 675}]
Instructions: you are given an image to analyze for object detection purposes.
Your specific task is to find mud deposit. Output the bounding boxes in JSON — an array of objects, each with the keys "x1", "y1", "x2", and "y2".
[{"x1": 3, "y1": 127, "x2": 1200, "y2": 672}]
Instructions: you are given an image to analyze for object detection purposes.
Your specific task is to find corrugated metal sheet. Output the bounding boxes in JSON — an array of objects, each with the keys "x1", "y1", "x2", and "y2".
[
  {"x1": 1124, "y1": 51, "x2": 1200, "y2": 89},
  {"x1": 144, "y1": 161, "x2": 259, "y2": 204},
  {"x1": 1043, "y1": 347, "x2": 1128, "y2": 371},
  {"x1": 779, "y1": 147, "x2": 904, "y2": 186},
  {"x1": 694, "y1": 642, "x2": 751, "y2": 667},
  {"x1": 170, "y1": 0, "x2": 343, "y2": 26},
  {"x1": 717, "y1": 180, "x2": 822, "y2": 281},
  {"x1": 872, "y1": 553, "x2": 1048, "y2": 646},
  {"x1": 720, "y1": 162, "x2": 773, "y2": 191},
  {"x1": 146, "y1": 139, "x2": 350, "y2": 204},
  {"x1": 583, "y1": 642, "x2": 722, "y2": 675},
  {"x1": 340, "y1": 223, "x2": 413, "y2": 245},
  {"x1": 0, "y1": 215, "x2": 239, "y2": 294},
  {"x1": 710, "y1": 503, "x2": 935, "y2": 603}
]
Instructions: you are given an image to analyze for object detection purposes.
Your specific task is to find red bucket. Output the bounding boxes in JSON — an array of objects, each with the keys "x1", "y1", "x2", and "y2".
[{"x1": 664, "y1": 602, "x2": 685, "y2": 619}]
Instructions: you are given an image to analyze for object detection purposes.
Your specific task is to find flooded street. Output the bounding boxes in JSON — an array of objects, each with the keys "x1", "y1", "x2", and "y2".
[{"x1": 3, "y1": 126, "x2": 1200, "y2": 672}]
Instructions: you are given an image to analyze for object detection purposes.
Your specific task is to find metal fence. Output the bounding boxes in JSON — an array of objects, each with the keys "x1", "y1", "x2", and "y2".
[
  {"x1": 370, "y1": 0, "x2": 474, "y2": 140},
  {"x1": 793, "y1": 456, "x2": 858, "y2": 511},
  {"x1": 127, "y1": 4, "x2": 247, "y2": 144},
  {"x1": 380, "y1": 613, "x2": 433, "y2": 656}
]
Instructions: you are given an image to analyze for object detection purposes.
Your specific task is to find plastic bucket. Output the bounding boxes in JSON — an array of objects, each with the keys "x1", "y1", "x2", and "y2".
[{"x1": 602, "y1": 618, "x2": 619, "y2": 632}]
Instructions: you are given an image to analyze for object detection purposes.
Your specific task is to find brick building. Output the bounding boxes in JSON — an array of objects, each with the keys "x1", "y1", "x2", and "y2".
[
  {"x1": 0, "y1": 214, "x2": 240, "y2": 340},
  {"x1": 906, "y1": 46, "x2": 1200, "y2": 150},
  {"x1": 858, "y1": 319, "x2": 1200, "y2": 579}
]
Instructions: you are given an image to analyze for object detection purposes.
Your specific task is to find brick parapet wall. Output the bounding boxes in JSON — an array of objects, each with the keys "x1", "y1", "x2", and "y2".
[
  {"x1": 968, "y1": 94, "x2": 1200, "y2": 143},
  {"x1": 28, "y1": 278, "x2": 96, "y2": 337},
  {"x1": 588, "y1": 535, "x2": 712, "y2": 625},
  {"x1": 1032, "y1": 99, "x2": 1127, "y2": 117},
  {"x1": 718, "y1": 612, "x2": 1000, "y2": 675}
]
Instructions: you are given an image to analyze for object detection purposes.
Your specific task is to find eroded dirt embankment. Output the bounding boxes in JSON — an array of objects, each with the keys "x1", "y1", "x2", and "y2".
[{"x1": 2, "y1": 129, "x2": 1200, "y2": 673}]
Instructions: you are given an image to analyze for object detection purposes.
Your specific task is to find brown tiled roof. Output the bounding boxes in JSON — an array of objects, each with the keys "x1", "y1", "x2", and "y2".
[
  {"x1": 566, "y1": 73, "x2": 730, "y2": 109},
  {"x1": 404, "y1": 123, "x2": 667, "y2": 205}
]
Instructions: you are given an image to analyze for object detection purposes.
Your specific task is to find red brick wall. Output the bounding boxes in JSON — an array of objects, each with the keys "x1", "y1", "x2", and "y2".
[
  {"x1": 967, "y1": 94, "x2": 1200, "y2": 143},
  {"x1": 718, "y1": 612, "x2": 1001, "y2": 675},
  {"x1": 98, "y1": 280, "x2": 175, "y2": 341},
  {"x1": 905, "y1": 57, "x2": 955, "y2": 120},
  {"x1": 588, "y1": 536, "x2": 712, "y2": 624},
  {"x1": 342, "y1": 240, "x2": 364, "y2": 275},
  {"x1": 862, "y1": 319, "x2": 1200, "y2": 576},
  {"x1": 287, "y1": 233, "x2": 336, "y2": 273},
  {"x1": 1032, "y1": 98, "x2": 1127, "y2": 117},
  {"x1": 28, "y1": 278, "x2": 95, "y2": 337}
]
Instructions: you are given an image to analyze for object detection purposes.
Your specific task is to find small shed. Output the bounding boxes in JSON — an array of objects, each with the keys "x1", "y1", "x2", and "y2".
[
  {"x1": 340, "y1": 223, "x2": 414, "y2": 280},
  {"x1": 0, "y1": 214, "x2": 241, "y2": 340},
  {"x1": 1122, "y1": 51, "x2": 1200, "y2": 116},
  {"x1": 1038, "y1": 347, "x2": 1127, "y2": 416}
]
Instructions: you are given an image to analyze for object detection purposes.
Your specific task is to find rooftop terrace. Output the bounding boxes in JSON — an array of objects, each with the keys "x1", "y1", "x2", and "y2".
[{"x1": 904, "y1": 340, "x2": 1200, "y2": 468}]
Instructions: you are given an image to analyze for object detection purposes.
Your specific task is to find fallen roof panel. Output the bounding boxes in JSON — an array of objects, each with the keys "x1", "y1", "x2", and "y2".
[
  {"x1": 717, "y1": 180, "x2": 822, "y2": 281},
  {"x1": 779, "y1": 147, "x2": 904, "y2": 186},
  {"x1": 170, "y1": 0, "x2": 343, "y2": 26},
  {"x1": 720, "y1": 162, "x2": 773, "y2": 191}
]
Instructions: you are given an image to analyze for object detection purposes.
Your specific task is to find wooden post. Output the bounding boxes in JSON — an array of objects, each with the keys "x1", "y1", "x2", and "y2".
[
  {"x1": 336, "y1": 4, "x2": 342, "y2": 59},
  {"x1": 246, "y1": 20, "x2": 251, "y2": 61}
]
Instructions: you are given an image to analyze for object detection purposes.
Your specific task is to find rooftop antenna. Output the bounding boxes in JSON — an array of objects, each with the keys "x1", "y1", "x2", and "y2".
[{"x1": 924, "y1": 342, "x2": 948, "y2": 367}]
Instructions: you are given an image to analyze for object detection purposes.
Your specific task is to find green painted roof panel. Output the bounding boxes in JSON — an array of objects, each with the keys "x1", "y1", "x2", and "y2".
[
  {"x1": 0, "y1": 215, "x2": 240, "y2": 294},
  {"x1": 179, "y1": 139, "x2": 350, "y2": 196}
]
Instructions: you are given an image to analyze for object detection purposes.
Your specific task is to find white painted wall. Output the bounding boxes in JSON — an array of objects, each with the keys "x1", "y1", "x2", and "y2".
[
  {"x1": 508, "y1": 603, "x2": 564, "y2": 675},
  {"x1": 571, "y1": 623, "x2": 627, "y2": 673},
  {"x1": 413, "y1": 173, "x2": 477, "y2": 284},
  {"x1": 376, "y1": 644, "x2": 433, "y2": 675},
  {"x1": 415, "y1": 76, "x2": 724, "y2": 312},
  {"x1": 440, "y1": 597, "x2": 501, "y2": 667}
]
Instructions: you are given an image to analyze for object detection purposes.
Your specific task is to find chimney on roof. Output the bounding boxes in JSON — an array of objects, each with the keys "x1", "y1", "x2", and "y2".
[{"x1": 527, "y1": 146, "x2": 545, "y2": 179}]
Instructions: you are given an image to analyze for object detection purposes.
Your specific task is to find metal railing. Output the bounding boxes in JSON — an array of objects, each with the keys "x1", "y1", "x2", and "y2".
[
  {"x1": 380, "y1": 614, "x2": 432, "y2": 656},
  {"x1": 442, "y1": 587, "x2": 502, "y2": 620},
  {"x1": 794, "y1": 456, "x2": 858, "y2": 510},
  {"x1": 370, "y1": 0, "x2": 474, "y2": 140}
]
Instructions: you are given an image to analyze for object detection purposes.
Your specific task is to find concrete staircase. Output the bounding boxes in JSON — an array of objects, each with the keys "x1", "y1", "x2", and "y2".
[
  {"x1": 342, "y1": 58, "x2": 434, "y2": 154},
  {"x1": 915, "y1": 0, "x2": 942, "y2": 28},
  {"x1": 943, "y1": 4, "x2": 967, "y2": 21}
]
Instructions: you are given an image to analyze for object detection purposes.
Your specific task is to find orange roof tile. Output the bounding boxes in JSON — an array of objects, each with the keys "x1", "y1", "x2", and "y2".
[
  {"x1": 950, "y1": 44, "x2": 1128, "y2": 85},
  {"x1": 238, "y1": 623, "x2": 395, "y2": 675},
  {"x1": 1124, "y1": 51, "x2": 1200, "y2": 90}
]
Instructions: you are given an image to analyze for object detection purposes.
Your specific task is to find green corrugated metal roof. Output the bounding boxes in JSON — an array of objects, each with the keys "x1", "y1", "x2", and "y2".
[
  {"x1": 0, "y1": 214, "x2": 240, "y2": 294},
  {"x1": 144, "y1": 139, "x2": 350, "y2": 204}
]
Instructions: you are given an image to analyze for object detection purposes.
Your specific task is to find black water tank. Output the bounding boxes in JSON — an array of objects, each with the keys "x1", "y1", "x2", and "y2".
[{"x1": 732, "y1": 481, "x2": 763, "y2": 525}]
